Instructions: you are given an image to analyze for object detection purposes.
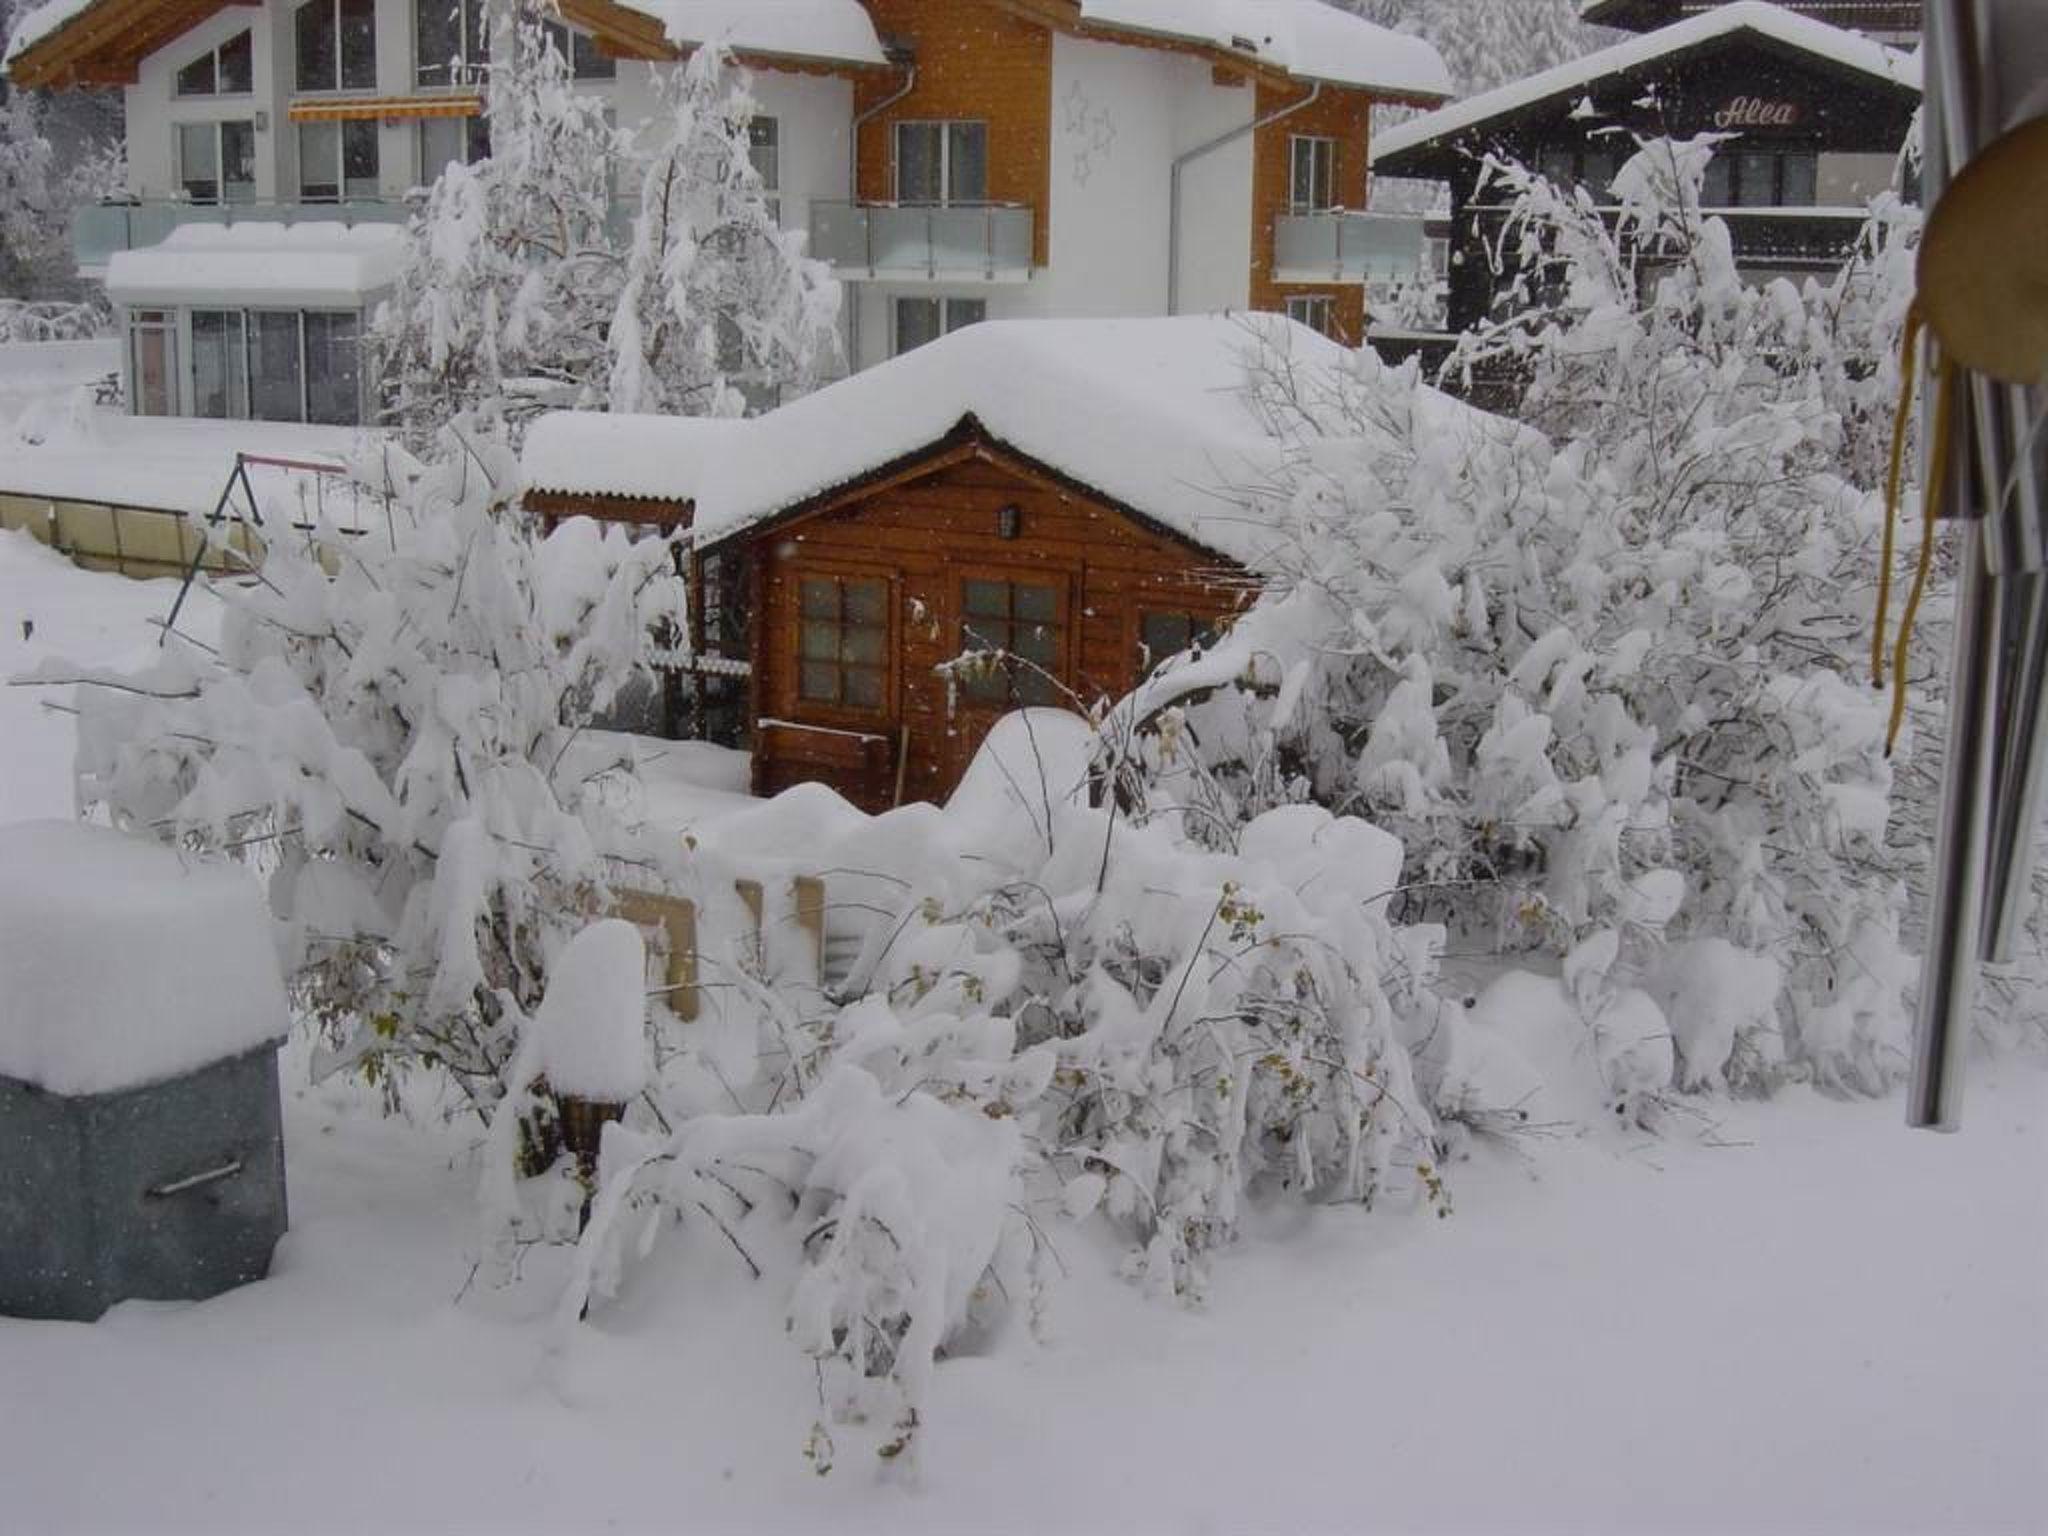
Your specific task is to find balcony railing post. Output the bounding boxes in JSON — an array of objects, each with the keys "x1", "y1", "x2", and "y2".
[
  {"x1": 864, "y1": 204, "x2": 874, "y2": 278},
  {"x1": 926, "y1": 207, "x2": 936, "y2": 280},
  {"x1": 985, "y1": 204, "x2": 994, "y2": 279}
]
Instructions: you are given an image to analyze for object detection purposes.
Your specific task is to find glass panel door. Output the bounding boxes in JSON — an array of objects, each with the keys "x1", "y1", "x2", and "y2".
[
  {"x1": 894, "y1": 121, "x2": 942, "y2": 203},
  {"x1": 304, "y1": 312, "x2": 362, "y2": 425},
  {"x1": 190, "y1": 310, "x2": 248, "y2": 419},
  {"x1": 130, "y1": 317, "x2": 175, "y2": 417},
  {"x1": 946, "y1": 122, "x2": 988, "y2": 204},
  {"x1": 249, "y1": 313, "x2": 305, "y2": 423}
]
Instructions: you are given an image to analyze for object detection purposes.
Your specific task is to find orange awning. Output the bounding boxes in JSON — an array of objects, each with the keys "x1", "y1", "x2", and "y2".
[{"x1": 288, "y1": 94, "x2": 483, "y2": 123}]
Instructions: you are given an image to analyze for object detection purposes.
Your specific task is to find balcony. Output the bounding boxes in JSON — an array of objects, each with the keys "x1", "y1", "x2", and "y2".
[
  {"x1": 808, "y1": 202, "x2": 1034, "y2": 283},
  {"x1": 1274, "y1": 210, "x2": 1427, "y2": 285},
  {"x1": 76, "y1": 200, "x2": 413, "y2": 275}
]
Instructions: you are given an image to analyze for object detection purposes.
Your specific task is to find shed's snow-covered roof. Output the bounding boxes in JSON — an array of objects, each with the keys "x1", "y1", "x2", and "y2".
[
  {"x1": 1374, "y1": 0, "x2": 1920, "y2": 167},
  {"x1": 0, "y1": 821, "x2": 288, "y2": 1097},
  {"x1": 1080, "y1": 0, "x2": 1450, "y2": 97},
  {"x1": 524, "y1": 412, "x2": 740, "y2": 504},
  {"x1": 616, "y1": 0, "x2": 889, "y2": 67},
  {"x1": 105, "y1": 223, "x2": 408, "y2": 310},
  {"x1": 523, "y1": 315, "x2": 1495, "y2": 571}
]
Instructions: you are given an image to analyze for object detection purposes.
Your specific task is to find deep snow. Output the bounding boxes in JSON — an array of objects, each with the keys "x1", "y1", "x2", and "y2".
[{"x1": 1, "y1": 441, "x2": 2043, "y2": 1536}]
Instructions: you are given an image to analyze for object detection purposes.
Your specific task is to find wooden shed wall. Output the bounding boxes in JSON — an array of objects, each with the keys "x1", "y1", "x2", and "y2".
[{"x1": 745, "y1": 451, "x2": 1249, "y2": 810}]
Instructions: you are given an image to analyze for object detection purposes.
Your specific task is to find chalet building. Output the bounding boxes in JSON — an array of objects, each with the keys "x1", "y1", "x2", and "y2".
[
  {"x1": 521, "y1": 314, "x2": 1378, "y2": 811},
  {"x1": 1370, "y1": 0, "x2": 1920, "y2": 351},
  {"x1": 1579, "y1": 0, "x2": 1922, "y2": 47},
  {"x1": 4, "y1": 0, "x2": 1452, "y2": 424}
]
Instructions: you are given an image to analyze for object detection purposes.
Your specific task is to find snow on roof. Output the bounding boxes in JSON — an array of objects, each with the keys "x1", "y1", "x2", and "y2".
[
  {"x1": 0, "y1": 403, "x2": 389, "y2": 528},
  {"x1": 616, "y1": 0, "x2": 889, "y2": 67},
  {"x1": 1373, "y1": 0, "x2": 1920, "y2": 166},
  {"x1": 523, "y1": 315, "x2": 1498, "y2": 572},
  {"x1": 1080, "y1": 0, "x2": 1451, "y2": 97},
  {"x1": 523, "y1": 412, "x2": 740, "y2": 504},
  {"x1": 2, "y1": 0, "x2": 94, "y2": 66},
  {"x1": 0, "y1": 821, "x2": 288, "y2": 1097},
  {"x1": 105, "y1": 223, "x2": 409, "y2": 310}
]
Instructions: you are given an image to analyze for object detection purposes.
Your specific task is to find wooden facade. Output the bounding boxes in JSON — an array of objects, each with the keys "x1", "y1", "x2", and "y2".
[{"x1": 729, "y1": 424, "x2": 1251, "y2": 810}]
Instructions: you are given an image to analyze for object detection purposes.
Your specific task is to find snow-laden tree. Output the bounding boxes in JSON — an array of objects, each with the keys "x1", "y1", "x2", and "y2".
[
  {"x1": 59, "y1": 424, "x2": 690, "y2": 1113},
  {"x1": 607, "y1": 43, "x2": 840, "y2": 416},
  {"x1": 372, "y1": 1, "x2": 622, "y2": 442},
  {"x1": 1115, "y1": 139, "x2": 1930, "y2": 1102},
  {"x1": 0, "y1": 0, "x2": 125, "y2": 307}
]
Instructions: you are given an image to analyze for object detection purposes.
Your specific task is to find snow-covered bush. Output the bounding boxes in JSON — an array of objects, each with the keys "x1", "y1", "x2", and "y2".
[
  {"x1": 62, "y1": 422, "x2": 689, "y2": 1113},
  {"x1": 607, "y1": 43, "x2": 841, "y2": 416},
  {"x1": 1118, "y1": 138, "x2": 1930, "y2": 1100}
]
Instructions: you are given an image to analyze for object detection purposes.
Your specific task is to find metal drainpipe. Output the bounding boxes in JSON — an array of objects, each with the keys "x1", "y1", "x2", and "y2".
[
  {"x1": 845, "y1": 57, "x2": 918, "y2": 370},
  {"x1": 1168, "y1": 79, "x2": 1321, "y2": 316}
]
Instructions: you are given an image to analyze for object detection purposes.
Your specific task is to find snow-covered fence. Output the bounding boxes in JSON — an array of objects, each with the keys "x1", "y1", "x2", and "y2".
[{"x1": 609, "y1": 874, "x2": 828, "y2": 1022}]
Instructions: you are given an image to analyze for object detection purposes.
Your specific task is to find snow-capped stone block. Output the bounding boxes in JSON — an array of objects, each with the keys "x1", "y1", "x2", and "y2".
[{"x1": 0, "y1": 821, "x2": 289, "y2": 1322}]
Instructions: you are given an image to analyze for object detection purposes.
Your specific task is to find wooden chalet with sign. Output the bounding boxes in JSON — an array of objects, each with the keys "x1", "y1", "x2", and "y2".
[
  {"x1": 520, "y1": 315, "x2": 1370, "y2": 811},
  {"x1": 1370, "y1": 0, "x2": 1921, "y2": 347}
]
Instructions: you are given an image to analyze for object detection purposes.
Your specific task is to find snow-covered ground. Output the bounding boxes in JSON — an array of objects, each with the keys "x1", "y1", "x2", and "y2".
[{"x1": 3, "y1": 519, "x2": 2044, "y2": 1536}]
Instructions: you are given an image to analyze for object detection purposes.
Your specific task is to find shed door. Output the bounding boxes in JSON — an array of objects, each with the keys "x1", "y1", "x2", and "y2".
[{"x1": 948, "y1": 571, "x2": 1073, "y2": 782}]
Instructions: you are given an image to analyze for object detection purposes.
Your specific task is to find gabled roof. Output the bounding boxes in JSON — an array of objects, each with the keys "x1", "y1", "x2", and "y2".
[
  {"x1": 7, "y1": 0, "x2": 1448, "y2": 98},
  {"x1": 523, "y1": 314, "x2": 1506, "y2": 571},
  {"x1": 1072, "y1": 0, "x2": 1451, "y2": 98},
  {"x1": 1374, "y1": 0, "x2": 1919, "y2": 174}
]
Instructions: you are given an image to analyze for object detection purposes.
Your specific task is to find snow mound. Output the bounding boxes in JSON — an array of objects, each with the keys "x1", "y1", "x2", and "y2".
[
  {"x1": 945, "y1": 708, "x2": 1096, "y2": 869},
  {"x1": 0, "y1": 820, "x2": 287, "y2": 1096},
  {"x1": 535, "y1": 919, "x2": 650, "y2": 1103}
]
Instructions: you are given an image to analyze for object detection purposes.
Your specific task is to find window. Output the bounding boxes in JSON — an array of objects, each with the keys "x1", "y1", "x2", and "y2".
[
  {"x1": 798, "y1": 576, "x2": 888, "y2": 711},
  {"x1": 1289, "y1": 135, "x2": 1337, "y2": 213},
  {"x1": 893, "y1": 296, "x2": 984, "y2": 356},
  {"x1": 1703, "y1": 147, "x2": 1819, "y2": 208},
  {"x1": 128, "y1": 312, "x2": 176, "y2": 417},
  {"x1": 190, "y1": 310, "x2": 248, "y2": 419},
  {"x1": 416, "y1": 0, "x2": 488, "y2": 87},
  {"x1": 1285, "y1": 294, "x2": 1333, "y2": 337},
  {"x1": 418, "y1": 114, "x2": 490, "y2": 182},
  {"x1": 894, "y1": 120, "x2": 988, "y2": 204},
  {"x1": 1139, "y1": 611, "x2": 1218, "y2": 672},
  {"x1": 299, "y1": 119, "x2": 380, "y2": 201},
  {"x1": 1534, "y1": 140, "x2": 1622, "y2": 201},
  {"x1": 303, "y1": 312, "x2": 362, "y2": 425},
  {"x1": 249, "y1": 312, "x2": 307, "y2": 423},
  {"x1": 175, "y1": 30, "x2": 253, "y2": 97},
  {"x1": 297, "y1": 0, "x2": 377, "y2": 93},
  {"x1": 178, "y1": 120, "x2": 255, "y2": 203},
  {"x1": 540, "y1": 19, "x2": 617, "y2": 80},
  {"x1": 959, "y1": 578, "x2": 1064, "y2": 707}
]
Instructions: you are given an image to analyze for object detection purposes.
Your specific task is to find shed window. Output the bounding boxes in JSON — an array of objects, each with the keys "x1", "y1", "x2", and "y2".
[
  {"x1": 960, "y1": 578, "x2": 1063, "y2": 707},
  {"x1": 798, "y1": 576, "x2": 888, "y2": 711},
  {"x1": 1139, "y1": 611, "x2": 1217, "y2": 672}
]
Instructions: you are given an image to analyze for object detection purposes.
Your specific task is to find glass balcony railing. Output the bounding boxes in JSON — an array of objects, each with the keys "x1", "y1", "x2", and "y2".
[
  {"x1": 75, "y1": 199, "x2": 414, "y2": 271},
  {"x1": 1274, "y1": 210, "x2": 1427, "y2": 283},
  {"x1": 808, "y1": 201, "x2": 1034, "y2": 281}
]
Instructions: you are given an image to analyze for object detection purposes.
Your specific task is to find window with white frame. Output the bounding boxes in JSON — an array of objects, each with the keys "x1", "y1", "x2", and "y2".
[
  {"x1": 540, "y1": 19, "x2": 617, "y2": 80},
  {"x1": 416, "y1": 0, "x2": 488, "y2": 88},
  {"x1": 894, "y1": 121, "x2": 988, "y2": 204},
  {"x1": 296, "y1": 0, "x2": 377, "y2": 94},
  {"x1": 1289, "y1": 135, "x2": 1337, "y2": 214},
  {"x1": 177, "y1": 120, "x2": 256, "y2": 203},
  {"x1": 893, "y1": 296, "x2": 985, "y2": 356},
  {"x1": 175, "y1": 31, "x2": 253, "y2": 97},
  {"x1": 193, "y1": 309, "x2": 365, "y2": 425},
  {"x1": 417, "y1": 114, "x2": 490, "y2": 184},
  {"x1": 1284, "y1": 294, "x2": 1334, "y2": 337},
  {"x1": 298, "y1": 119, "x2": 380, "y2": 201}
]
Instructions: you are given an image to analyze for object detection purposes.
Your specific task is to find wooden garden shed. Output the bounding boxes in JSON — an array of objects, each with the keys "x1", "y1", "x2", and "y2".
[{"x1": 524, "y1": 315, "x2": 1351, "y2": 811}]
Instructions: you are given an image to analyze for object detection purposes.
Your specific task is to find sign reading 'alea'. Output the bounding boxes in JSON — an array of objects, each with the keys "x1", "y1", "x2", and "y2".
[{"x1": 1712, "y1": 97, "x2": 1802, "y2": 130}]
